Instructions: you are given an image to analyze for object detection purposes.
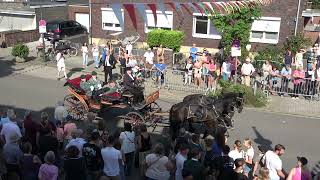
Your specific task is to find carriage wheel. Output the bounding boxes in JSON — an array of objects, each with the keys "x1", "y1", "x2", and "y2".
[
  {"x1": 149, "y1": 102, "x2": 161, "y2": 113},
  {"x1": 125, "y1": 112, "x2": 144, "y2": 127},
  {"x1": 64, "y1": 94, "x2": 88, "y2": 121}
]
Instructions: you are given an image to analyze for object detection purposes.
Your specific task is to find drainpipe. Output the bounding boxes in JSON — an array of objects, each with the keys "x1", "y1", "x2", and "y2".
[
  {"x1": 294, "y1": 0, "x2": 302, "y2": 36},
  {"x1": 89, "y1": 0, "x2": 92, "y2": 44}
]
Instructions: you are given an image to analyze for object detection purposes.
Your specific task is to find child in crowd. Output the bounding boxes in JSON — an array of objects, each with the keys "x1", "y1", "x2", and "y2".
[{"x1": 185, "y1": 57, "x2": 193, "y2": 85}]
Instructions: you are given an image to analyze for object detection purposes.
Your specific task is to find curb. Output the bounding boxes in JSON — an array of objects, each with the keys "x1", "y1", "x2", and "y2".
[{"x1": 244, "y1": 107, "x2": 320, "y2": 119}]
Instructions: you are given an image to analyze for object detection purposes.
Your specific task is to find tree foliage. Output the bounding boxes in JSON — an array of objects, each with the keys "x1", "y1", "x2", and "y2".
[
  {"x1": 311, "y1": 0, "x2": 320, "y2": 9},
  {"x1": 283, "y1": 33, "x2": 312, "y2": 54},
  {"x1": 210, "y1": 7, "x2": 262, "y2": 59}
]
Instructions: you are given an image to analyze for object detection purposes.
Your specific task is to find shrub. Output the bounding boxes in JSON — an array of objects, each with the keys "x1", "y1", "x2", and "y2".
[
  {"x1": 147, "y1": 29, "x2": 184, "y2": 52},
  {"x1": 11, "y1": 44, "x2": 29, "y2": 58},
  {"x1": 254, "y1": 45, "x2": 284, "y2": 70},
  {"x1": 208, "y1": 81, "x2": 268, "y2": 107}
]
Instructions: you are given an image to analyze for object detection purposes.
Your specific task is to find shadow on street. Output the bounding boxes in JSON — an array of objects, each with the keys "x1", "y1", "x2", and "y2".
[
  {"x1": 252, "y1": 126, "x2": 273, "y2": 150},
  {"x1": 67, "y1": 67, "x2": 84, "y2": 78},
  {"x1": 0, "y1": 57, "x2": 21, "y2": 78}
]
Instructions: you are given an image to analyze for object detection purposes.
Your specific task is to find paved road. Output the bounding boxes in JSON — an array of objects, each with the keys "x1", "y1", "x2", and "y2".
[{"x1": 0, "y1": 58, "x2": 320, "y2": 175}]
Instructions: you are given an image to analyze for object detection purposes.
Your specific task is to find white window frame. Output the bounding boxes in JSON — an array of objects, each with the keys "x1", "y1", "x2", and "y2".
[
  {"x1": 249, "y1": 17, "x2": 281, "y2": 44},
  {"x1": 144, "y1": 10, "x2": 173, "y2": 33},
  {"x1": 192, "y1": 13, "x2": 221, "y2": 39},
  {"x1": 101, "y1": 8, "x2": 124, "y2": 32}
]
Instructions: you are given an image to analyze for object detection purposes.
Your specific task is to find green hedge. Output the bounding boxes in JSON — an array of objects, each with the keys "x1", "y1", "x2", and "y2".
[
  {"x1": 208, "y1": 80, "x2": 268, "y2": 107},
  {"x1": 147, "y1": 29, "x2": 184, "y2": 52}
]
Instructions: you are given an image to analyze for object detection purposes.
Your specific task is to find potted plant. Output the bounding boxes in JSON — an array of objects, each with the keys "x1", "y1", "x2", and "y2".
[{"x1": 11, "y1": 44, "x2": 29, "y2": 63}]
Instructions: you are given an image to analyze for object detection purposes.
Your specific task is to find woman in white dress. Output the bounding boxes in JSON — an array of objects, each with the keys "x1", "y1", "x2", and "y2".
[
  {"x1": 56, "y1": 52, "x2": 67, "y2": 80},
  {"x1": 81, "y1": 43, "x2": 89, "y2": 68}
]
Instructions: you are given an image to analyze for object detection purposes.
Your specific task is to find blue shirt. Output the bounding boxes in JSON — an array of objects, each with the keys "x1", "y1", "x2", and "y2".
[
  {"x1": 281, "y1": 67, "x2": 292, "y2": 76},
  {"x1": 190, "y1": 47, "x2": 198, "y2": 62}
]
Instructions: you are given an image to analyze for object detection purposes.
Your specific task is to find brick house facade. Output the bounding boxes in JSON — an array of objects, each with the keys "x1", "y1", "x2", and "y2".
[{"x1": 80, "y1": 0, "x2": 306, "y2": 52}]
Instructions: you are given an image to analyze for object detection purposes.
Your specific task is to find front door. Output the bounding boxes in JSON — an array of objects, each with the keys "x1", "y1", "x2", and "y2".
[{"x1": 75, "y1": 13, "x2": 89, "y2": 32}]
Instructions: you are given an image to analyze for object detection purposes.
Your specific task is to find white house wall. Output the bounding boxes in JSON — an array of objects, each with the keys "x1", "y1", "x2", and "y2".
[{"x1": 0, "y1": 14, "x2": 36, "y2": 32}]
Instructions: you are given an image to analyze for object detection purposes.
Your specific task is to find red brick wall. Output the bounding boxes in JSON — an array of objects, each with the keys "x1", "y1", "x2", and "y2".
[
  {"x1": 91, "y1": 0, "x2": 304, "y2": 49},
  {"x1": 68, "y1": 6, "x2": 90, "y2": 20},
  {"x1": 0, "y1": 30, "x2": 39, "y2": 47}
]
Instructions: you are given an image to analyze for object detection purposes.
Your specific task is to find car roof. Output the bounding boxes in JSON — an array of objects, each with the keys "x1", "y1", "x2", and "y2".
[{"x1": 47, "y1": 20, "x2": 74, "y2": 24}]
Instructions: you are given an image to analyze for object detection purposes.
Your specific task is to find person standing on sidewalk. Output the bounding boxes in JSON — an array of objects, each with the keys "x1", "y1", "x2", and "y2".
[
  {"x1": 56, "y1": 51, "x2": 67, "y2": 80},
  {"x1": 92, "y1": 43, "x2": 100, "y2": 69},
  {"x1": 241, "y1": 58, "x2": 255, "y2": 86},
  {"x1": 81, "y1": 43, "x2": 89, "y2": 68},
  {"x1": 104, "y1": 44, "x2": 114, "y2": 83}
]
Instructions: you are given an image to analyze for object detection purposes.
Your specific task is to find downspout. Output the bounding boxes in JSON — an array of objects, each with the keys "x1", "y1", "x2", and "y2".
[{"x1": 294, "y1": 0, "x2": 302, "y2": 35}]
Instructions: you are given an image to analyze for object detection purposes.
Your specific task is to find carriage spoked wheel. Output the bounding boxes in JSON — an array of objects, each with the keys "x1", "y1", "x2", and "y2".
[
  {"x1": 125, "y1": 112, "x2": 144, "y2": 128},
  {"x1": 64, "y1": 94, "x2": 88, "y2": 121}
]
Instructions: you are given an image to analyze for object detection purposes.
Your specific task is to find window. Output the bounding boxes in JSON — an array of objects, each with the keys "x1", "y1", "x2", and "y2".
[
  {"x1": 192, "y1": 14, "x2": 221, "y2": 39},
  {"x1": 145, "y1": 10, "x2": 173, "y2": 32},
  {"x1": 101, "y1": 8, "x2": 123, "y2": 31},
  {"x1": 250, "y1": 17, "x2": 281, "y2": 44}
]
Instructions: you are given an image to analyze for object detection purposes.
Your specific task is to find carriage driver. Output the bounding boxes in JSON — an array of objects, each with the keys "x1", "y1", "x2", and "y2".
[{"x1": 123, "y1": 67, "x2": 144, "y2": 104}]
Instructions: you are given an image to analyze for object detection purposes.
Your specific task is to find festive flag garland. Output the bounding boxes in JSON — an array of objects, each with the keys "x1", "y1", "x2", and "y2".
[{"x1": 109, "y1": 0, "x2": 273, "y2": 30}]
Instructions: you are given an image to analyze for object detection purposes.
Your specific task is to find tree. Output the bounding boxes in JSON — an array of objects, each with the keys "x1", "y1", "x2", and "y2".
[
  {"x1": 283, "y1": 33, "x2": 311, "y2": 54},
  {"x1": 311, "y1": 0, "x2": 320, "y2": 9},
  {"x1": 210, "y1": 7, "x2": 262, "y2": 59}
]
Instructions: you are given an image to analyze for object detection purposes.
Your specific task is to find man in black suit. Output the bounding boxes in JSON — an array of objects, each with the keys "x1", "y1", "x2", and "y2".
[
  {"x1": 104, "y1": 48, "x2": 115, "y2": 84},
  {"x1": 123, "y1": 67, "x2": 144, "y2": 104}
]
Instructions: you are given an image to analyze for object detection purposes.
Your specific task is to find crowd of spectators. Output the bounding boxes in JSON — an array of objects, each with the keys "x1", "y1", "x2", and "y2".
[{"x1": 0, "y1": 107, "x2": 318, "y2": 180}]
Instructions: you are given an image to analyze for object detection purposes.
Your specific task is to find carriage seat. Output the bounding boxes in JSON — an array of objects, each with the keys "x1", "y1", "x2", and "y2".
[
  {"x1": 101, "y1": 92, "x2": 122, "y2": 103},
  {"x1": 64, "y1": 74, "x2": 92, "y2": 94}
]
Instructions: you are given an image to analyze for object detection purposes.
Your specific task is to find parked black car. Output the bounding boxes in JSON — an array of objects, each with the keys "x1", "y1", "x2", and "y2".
[{"x1": 45, "y1": 20, "x2": 87, "y2": 40}]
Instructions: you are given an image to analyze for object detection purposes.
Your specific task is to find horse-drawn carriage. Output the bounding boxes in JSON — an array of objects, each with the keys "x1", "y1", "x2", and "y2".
[
  {"x1": 118, "y1": 90, "x2": 169, "y2": 132},
  {"x1": 63, "y1": 75, "x2": 125, "y2": 120},
  {"x1": 63, "y1": 75, "x2": 162, "y2": 123}
]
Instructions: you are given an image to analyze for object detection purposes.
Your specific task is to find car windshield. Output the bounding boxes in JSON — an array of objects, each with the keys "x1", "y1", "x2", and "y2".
[{"x1": 47, "y1": 23, "x2": 59, "y2": 31}]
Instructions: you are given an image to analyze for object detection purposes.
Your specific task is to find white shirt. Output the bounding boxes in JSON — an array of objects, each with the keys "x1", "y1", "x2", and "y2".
[
  {"x1": 145, "y1": 154, "x2": 170, "y2": 180},
  {"x1": 228, "y1": 149, "x2": 245, "y2": 161},
  {"x1": 126, "y1": 44, "x2": 133, "y2": 55},
  {"x1": 101, "y1": 147, "x2": 122, "y2": 176},
  {"x1": 0, "y1": 121, "x2": 22, "y2": 144},
  {"x1": 144, "y1": 51, "x2": 154, "y2": 64},
  {"x1": 92, "y1": 46, "x2": 99, "y2": 57},
  {"x1": 245, "y1": 146, "x2": 254, "y2": 162},
  {"x1": 222, "y1": 62, "x2": 231, "y2": 74},
  {"x1": 241, "y1": 63, "x2": 255, "y2": 76},
  {"x1": 56, "y1": 53, "x2": 65, "y2": 68},
  {"x1": 82, "y1": 46, "x2": 88, "y2": 54},
  {"x1": 119, "y1": 131, "x2": 135, "y2": 154},
  {"x1": 65, "y1": 138, "x2": 86, "y2": 156},
  {"x1": 265, "y1": 150, "x2": 282, "y2": 180},
  {"x1": 127, "y1": 59, "x2": 137, "y2": 68},
  {"x1": 175, "y1": 152, "x2": 187, "y2": 180}
]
